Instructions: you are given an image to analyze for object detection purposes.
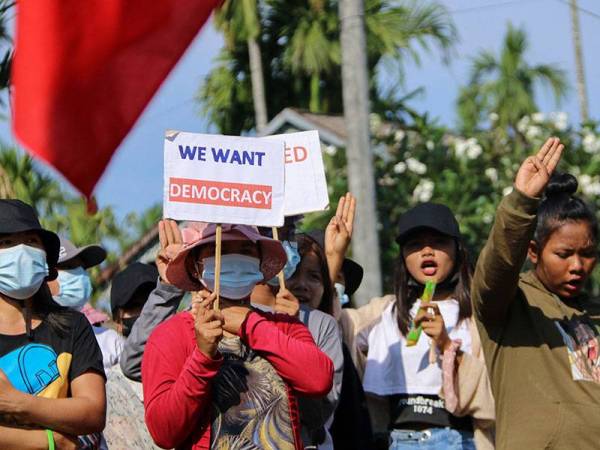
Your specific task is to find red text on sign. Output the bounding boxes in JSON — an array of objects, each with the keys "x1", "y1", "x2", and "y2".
[
  {"x1": 169, "y1": 178, "x2": 272, "y2": 209},
  {"x1": 284, "y1": 146, "x2": 308, "y2": 164}
]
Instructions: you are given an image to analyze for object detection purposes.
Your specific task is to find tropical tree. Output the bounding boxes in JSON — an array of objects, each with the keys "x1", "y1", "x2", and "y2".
[
  {"x1": 280, "y1": 0, "x2": 340, "y2": 112},
  {"x1": 0, "y1": 0, "x2": 14, "y2": 98},
  {"x1": 200, "y1": 0, "x2": 456, "y2": 133},
  {"x1": 457, "y1": 24, "x2": 568, "y2": 133},
  {"x1": 119, "y1": 203, "x2": 162, "y2": 251},
  {"x1": 0, "y1": 146, "x2": 65, "y2": 217},
  {"x1": 214, "y1": 0, "x2": 269, "y2": 131}
]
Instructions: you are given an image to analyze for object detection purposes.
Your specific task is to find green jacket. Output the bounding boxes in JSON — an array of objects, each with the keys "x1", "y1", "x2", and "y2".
[{"x1": 472, "y1": 188, "x2": 600, "y2": 450}]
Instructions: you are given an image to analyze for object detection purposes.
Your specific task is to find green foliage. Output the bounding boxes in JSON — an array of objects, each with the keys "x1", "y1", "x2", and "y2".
[
  {"x1": 200, "y1": 0, "x2": 456, "y2": 133},
  {"x1": 0, "y1": 1, "x2": 13, "y2": 105},
  {"x1": 0, "y1": 148, "x2": 65, "y2": 218},
  {"x1": 457, "y1": 24, "x2": 568, "y2": 134},
  {"x1": 0, "y1": 145, "x2": 163, "y2": 295},
  {"x1": 307, "y1": 110, "x2": 600, "y2": 293},
  {"x1": 215, "y1": 0, "x2": 261, "y2": 45}
]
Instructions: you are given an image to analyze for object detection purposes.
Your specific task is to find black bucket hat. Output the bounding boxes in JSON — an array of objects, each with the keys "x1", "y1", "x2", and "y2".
[
  {"x1": 396, "y1": 202, "x2": 461, "y2": 245},
  {"x1": 305, "y1": 230, "x2": 364, "y2": 296},
  {"x1": 0, "y1": 199, "x2": 60, "y2": 279},
  {"x1": 58, "y1": 236, "x2": 107, "y2": 269},
  {"x1": 110, "y1": 262, "x2": 158, "y2": 315}
]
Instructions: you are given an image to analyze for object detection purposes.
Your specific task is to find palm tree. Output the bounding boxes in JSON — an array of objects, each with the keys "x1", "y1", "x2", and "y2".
[
  {"x1": 339, "y1": 0, "x2": 382, "y2": 305},
  {"x1": 281, "y1": 0, "x2": 340, "y2": 112},
  {"x1": 0, "y1": 0, "x2": 14, "y2": 101},
  {"x1": 201, "y1": 0, "x2": 456, "y2": 133},
  {"x1": 45, "y1": 198, "x2": 121, "y2": 247},
  {"x1": 215, "y1": 0, "x2": 269, "y2": 132},
  {"x1": 0, "y1": 146, "x2": 65, "y2": 216},
  {"x1": 457, "y1": 24, "x2": 568, "y2": 133}
]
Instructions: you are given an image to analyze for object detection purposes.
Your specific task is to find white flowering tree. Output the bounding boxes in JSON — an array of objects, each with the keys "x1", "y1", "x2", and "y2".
[{"x1": 304, "y1": 111, "x2": 600, "y2": 295}]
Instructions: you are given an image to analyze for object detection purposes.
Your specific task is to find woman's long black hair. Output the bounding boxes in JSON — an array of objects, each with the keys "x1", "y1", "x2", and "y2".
[
  {"x1": 393, "y1": 236, "x2": 473, "y2": 336},
  {"x1": 295, "y1": 233, "x2": 335, "y2": 315}
]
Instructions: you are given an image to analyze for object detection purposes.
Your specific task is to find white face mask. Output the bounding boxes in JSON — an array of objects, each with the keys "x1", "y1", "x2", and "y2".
[
  {"x1": 335, "y1": 282, "x2": 350, "y2": 306},
  {"x1": 0, "y1": 244, "x2": 49, "y2": 299},
  {"x1": 200, "y1": 254, "x2": 263, "y2": 300},
  {"x1": 53, "y1": 267, "x2": 92, "y2": 309}
]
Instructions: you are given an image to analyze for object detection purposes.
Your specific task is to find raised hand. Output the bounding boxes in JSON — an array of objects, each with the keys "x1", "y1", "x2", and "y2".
[
  {"x1": 156, "y1": 219, "x2": 183, "y2": 285},
  {"x1": 193, "y1": 293, "x2": 224, "y2": 358},
  {"x1": 325, "y1": 192, "x2": 356, "y2": 257},
  {"x1": 514, "y1": 137, "x2": 564, "y2": 198},
  {"x1": 324, "y1": 193, "x2": 356, "y2": 284},
  {"x1": 274, "y1": 288, "x2": 300, "y2": 317}
]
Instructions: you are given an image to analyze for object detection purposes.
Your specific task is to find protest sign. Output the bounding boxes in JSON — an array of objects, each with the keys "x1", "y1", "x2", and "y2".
[
  {"x1": 163, "y1": 131, "x2": 285, "y2": 226},
  {"x1": 264, "y1": 130, "x2": 329, "y2": 216}
]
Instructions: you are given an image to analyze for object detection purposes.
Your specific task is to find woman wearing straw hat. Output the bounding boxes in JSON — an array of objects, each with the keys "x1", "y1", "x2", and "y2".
[{"x1": 142, "y1": 220, "x2": 334, "y2": 450}]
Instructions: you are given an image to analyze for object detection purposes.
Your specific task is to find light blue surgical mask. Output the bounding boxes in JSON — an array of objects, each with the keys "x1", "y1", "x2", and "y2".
[
  {"x1": 0, "y1": 244, "x2": 49, "y2": 300},
  {"x1": 267, "y1": 240, "x2": 300, "y2": 286},
  {"x1": 53, "y1": 267, "x2": 92, "y2": 309},
  {"x1": 335, "y1": 282, "x2": 350, "y2": 306},
  {"x1": 201, "y1": 254, "x2": 263, "y2": 300}
]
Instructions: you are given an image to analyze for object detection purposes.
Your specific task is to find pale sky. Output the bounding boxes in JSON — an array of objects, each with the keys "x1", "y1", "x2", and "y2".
[{"x1": 0, "y1": 0, "x2": 598, "y2": 225}]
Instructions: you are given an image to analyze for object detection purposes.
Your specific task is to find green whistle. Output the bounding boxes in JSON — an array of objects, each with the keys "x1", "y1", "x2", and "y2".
[{"x1": 406, "y1": 280, "x2": 436, "y2": 346}]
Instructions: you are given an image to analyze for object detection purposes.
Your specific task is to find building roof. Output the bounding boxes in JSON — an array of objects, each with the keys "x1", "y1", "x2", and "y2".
[{"x1": 259, "y1": 107, "x2": 347, "y2": 147}]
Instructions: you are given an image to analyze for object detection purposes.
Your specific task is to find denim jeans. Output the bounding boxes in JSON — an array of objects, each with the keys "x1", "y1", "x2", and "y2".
[{"x1": 389, "y1": 428, "x2": 475, "y2": 450}]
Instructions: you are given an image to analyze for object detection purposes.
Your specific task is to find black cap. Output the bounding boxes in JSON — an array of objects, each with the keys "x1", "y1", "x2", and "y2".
[
  {"x1": 396, "y1": 203, "x2": 461, "y2": 244},
  {"x1": 58, "y1": 236, "x2": 107, "y2": 269},
  {"x1": 0, "y1": 199, "x2": 60, "y2": 278},
  {"x1": 110, "y1": 262, "x2": 158, "y2": 315},
  {"x1": 305, "y1": 230, "x2": 364, "y2": 296}
]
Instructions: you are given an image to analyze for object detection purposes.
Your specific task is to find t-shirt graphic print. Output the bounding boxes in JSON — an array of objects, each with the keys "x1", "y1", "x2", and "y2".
[
  {"x1": 0, "y1": 311, "x2": 104, "y2": 399},
  {"x1": 555, "y1": 316, "x2": 600, "y2": 383},
  {"x1": 0, "y1": 342, "x2": 72, "y2": 397},
  {"x1": 210, "y1": 336, "x2": 295, "y2": 450}
]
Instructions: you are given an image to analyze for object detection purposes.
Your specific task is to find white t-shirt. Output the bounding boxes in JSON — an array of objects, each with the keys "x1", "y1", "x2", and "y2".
[
  {"x1": 362, "y1": 298, "x2": 471, "y2": 396},
  {"x1": 93, "y1": 326, "x2": 124, "y2": 370}
]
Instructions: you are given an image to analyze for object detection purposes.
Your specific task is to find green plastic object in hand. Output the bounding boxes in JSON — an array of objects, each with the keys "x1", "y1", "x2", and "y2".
[{"x1": 405, "y1": 280, "x2": 437, "y2": 346}]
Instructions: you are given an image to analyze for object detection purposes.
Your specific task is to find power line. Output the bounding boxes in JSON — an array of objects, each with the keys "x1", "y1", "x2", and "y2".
[{"x1": 449, "y1": 0, "x2": 541, "y2": 15}]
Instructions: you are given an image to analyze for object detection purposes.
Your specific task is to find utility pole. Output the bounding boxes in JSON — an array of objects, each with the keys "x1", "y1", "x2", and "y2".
[
  {"x1": 339, "y1": 0, "x2": 382, "y2": 305},
  {"x1": 569, "y1": 0, "x2": 589, "y2": 122}
]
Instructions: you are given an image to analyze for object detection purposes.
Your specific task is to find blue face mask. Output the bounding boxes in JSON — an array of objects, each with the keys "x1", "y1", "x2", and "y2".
[
  {"x1": 0, "y1": 244, "x2": 49, "y2": 300},
  {"x1": 53, "y1": 267, "x2": 92, "y2": 309},
  {"x1": 201, "y1": 254, "x2": 263, "y2": 300},
  {"x1": 267, "y1": 241, "x2": 300, "y2": 286},
  {"x1": 335, "y1": 282, "x2": 350, "y2": 306}
]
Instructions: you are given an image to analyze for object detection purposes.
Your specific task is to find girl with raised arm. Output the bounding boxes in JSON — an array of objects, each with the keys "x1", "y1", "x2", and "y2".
[{"x1": 472, "y1": 137, "x2": 600, "y2": 449}]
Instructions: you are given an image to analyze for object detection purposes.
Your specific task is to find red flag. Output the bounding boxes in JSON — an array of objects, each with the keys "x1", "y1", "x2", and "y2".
[{"x1": 12, "y1": 0, "x2": 220, "y2": 197}]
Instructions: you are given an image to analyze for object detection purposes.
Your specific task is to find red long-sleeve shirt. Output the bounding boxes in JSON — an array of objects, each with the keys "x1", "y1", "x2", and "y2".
[{"x1": 142, "y1": 310, "x2": 334, "y2": 449}]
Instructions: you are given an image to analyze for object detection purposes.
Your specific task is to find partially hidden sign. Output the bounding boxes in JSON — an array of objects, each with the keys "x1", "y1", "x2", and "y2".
[
  {"x1": 265, "y1": 130, "x2": 329, "y2": 216},
  {"x1": 164, "y1": 131, "x2": 285, "y2": 226}
]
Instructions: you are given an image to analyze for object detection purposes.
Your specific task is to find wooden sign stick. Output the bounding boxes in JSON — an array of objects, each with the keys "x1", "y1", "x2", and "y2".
[
  {"x1": 272, "y1": 227, "x2": 286, "y2": 290},
  {"x1": 214, "y1": 224, "x2": 222, "y2": 310}
]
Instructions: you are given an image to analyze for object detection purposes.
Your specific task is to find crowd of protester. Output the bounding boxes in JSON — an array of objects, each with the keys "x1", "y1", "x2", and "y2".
[{"x1": 0, "y1": 136, "x2": 599, "y2": 449}]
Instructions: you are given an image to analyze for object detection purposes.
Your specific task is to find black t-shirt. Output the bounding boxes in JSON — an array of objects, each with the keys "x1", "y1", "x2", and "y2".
[
  {"x1": 0, "y1": 310, "x2": 105, "y2": 398},
  {"x1": 389, "y1": 394, "x2": 473, "y2": 432}
]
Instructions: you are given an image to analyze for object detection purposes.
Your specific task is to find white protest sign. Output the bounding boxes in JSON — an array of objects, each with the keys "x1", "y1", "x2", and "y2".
[
  {"x1": 263, "y1": 130, "x2": 329, "y2": 216},
  {"x1": 163, "y1": 131, "x2": 285, "y2": 226}
]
